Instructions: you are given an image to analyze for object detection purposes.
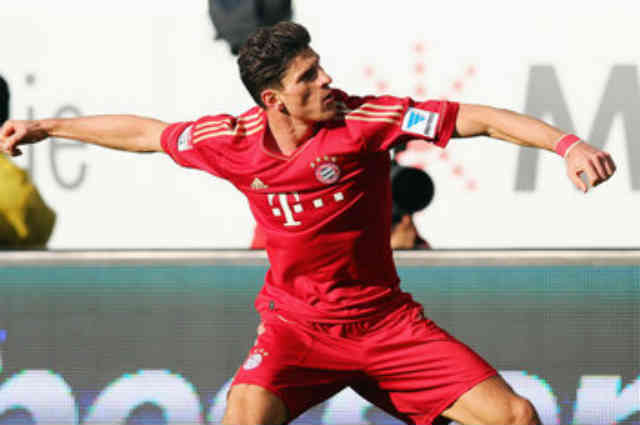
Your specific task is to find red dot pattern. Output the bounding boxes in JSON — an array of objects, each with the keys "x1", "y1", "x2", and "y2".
[{"x1": 362, "y1": 41, "x2": 479, "y2": 192}]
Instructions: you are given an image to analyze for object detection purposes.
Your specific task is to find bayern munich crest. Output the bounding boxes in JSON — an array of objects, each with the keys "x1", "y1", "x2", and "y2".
[
  {"x1": 310, "y1": 156, "x2": 341, "y2": 184},
  {"x1": 243, "y1": 348, "x2": 269, "y2": 370},
  {"x1": 243, "y1": 353, "x2": 263, "y2": 370}
]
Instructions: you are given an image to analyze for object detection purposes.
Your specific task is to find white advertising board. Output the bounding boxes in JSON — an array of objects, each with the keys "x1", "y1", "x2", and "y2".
[{"x1": 1, "y1": 0, "x2": 638, "y2": 248}]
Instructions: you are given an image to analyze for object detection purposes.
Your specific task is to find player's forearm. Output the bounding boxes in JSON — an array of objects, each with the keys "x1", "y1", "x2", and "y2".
[
  {"x1": 40, "y1": 115, "x2": 168, "y2": 153},
  {"x1": 455, "y1": 104, "x2": 565, "y2": 152}
]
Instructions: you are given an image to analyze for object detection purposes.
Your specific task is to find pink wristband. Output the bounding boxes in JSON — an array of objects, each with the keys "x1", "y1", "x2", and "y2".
[{"x1": 555, "y1": 134, "x2": 581, "y2": 157}]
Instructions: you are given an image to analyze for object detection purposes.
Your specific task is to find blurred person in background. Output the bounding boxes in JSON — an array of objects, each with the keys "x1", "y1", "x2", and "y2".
[
  {"x1": 0, "y1": 75, "x2": 56, "y2": 249},
  {"x1": 0, "y1": 22, "x2": 616, "y2": 425},
  {"x1": 389, "y1": 161, "x2": 433, "y2": 249},
  {"x1": 390, "y1": 213, "x2": 430, "y2": 249},
  {"x1": 0, "y1": 76, "x2": 7, "y2": 125},
  {"x1": 209, "y1": 0, "x2": 292, "y2": 55}
]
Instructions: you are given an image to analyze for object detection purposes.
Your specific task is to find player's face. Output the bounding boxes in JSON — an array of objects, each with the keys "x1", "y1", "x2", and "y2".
[{"x1": 276, "y1": 49, "x2": 337, "y2": 123}]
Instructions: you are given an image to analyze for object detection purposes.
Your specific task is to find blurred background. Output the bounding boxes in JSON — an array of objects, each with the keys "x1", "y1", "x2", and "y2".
[
  {"x1": 0, "y1": 1, "x2": 638, "y2": 424},
  {"x1": 1, "y1": 0, "x2": 638, "y2": 249}
]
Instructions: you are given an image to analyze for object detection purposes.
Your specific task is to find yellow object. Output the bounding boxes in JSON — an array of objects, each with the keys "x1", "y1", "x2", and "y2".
[{"x1": 0, "y1": 155, "x2": 56, "y2": 248}]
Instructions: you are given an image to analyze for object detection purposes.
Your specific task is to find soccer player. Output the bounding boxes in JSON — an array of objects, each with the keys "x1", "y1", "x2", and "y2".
[{"x1": 0, "y1": 21, "x2": 615, "y2": 425}]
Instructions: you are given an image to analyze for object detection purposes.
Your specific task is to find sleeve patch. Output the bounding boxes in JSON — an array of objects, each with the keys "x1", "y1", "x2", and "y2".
[
  {"x1": 401, "y1": 108, "x2": 439, "y2": 139},
  {"x1": 177, "y1": 125, "x2": 194, "y2": 151}
]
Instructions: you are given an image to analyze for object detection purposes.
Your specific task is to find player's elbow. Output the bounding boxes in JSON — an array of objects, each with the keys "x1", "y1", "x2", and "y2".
[
  {"x1": 135, "y1": 125, "x2": 166, "y2": 153},
  {"x1": 456, "y1": 104, "x2": 493, "y2": 137},
  {"x1": 138, "y1": 138, "x2": 164, "y2": 153},
  {"x1": 126, "y1": 117, "x2": 167, "y2": 153}
]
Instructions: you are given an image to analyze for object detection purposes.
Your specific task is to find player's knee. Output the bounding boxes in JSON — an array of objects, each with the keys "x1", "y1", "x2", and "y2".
[{"x1": 504, "y1": 396, "x2": 538, "y2": 425}]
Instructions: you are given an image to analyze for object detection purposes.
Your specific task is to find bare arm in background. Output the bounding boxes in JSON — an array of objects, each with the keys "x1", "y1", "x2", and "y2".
[
  {"x1": 0, "y1": 115, "x2": 168, "y2": 155},
  {"x1": 454, "y1": 104, "x2": 616, "y2": 192}
]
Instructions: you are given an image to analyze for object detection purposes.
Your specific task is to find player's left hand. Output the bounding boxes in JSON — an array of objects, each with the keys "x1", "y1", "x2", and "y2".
[{"x1": 565, "y1": 142, "x2": 616, "y2": 193}]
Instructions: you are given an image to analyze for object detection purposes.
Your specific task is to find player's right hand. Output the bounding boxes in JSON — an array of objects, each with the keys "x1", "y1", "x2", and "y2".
[{"x1": 0, "y1": 120, "x2": 49, "y2": 157}]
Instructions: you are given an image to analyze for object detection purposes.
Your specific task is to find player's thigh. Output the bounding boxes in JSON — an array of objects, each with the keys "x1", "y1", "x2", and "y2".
[
  {"x1": 441, "y1": 375, "x2": 540, "y2": 425},
  {"x1": 223, "y1": 383, "x2": 287, "y2": 425},
  {"x1": 231, "y1": 313, "x2": 350, "y2": 422},
  {"x1": 359, "y1": 306, "x2": 499, "y2": 424}
]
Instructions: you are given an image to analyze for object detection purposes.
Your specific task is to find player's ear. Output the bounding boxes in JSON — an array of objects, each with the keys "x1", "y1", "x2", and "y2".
[
  {"x1": 262, "y1": 89, "x2": 289, "y2": 115},
  {"x1": 261, "y1": 89, "x2": 280, "y2": 111}
]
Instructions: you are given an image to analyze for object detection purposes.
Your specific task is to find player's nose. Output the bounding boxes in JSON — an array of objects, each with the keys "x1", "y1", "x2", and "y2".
[{"x1": 318, "y1": 68, "x2": 332, "y2": 87}]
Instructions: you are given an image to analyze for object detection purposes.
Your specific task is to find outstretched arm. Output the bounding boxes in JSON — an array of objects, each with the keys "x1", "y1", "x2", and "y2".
[
  {"x1": 0, "y1": 115, "x2": 168, "y2": 156},
  {"x1": 454, "y1": 104, "x2": 616, "y2": 192}
]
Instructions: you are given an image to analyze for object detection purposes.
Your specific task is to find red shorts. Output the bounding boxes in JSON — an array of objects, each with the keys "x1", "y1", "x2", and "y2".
[{"x1": 232, "y1": 303, "x2": 497, "y2": 425}]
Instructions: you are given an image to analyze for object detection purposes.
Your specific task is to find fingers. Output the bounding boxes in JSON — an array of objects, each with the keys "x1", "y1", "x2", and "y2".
[
  {"x1": 569, "y1": 169, "x2": 587, "y2": 193},
  {"x1": 583, "y1": 163, "x2": 601, "y2": 188},
  {"x1": 590, "y1": 152, "x2": 617, "y2": 188},
  {"x1": 565, "y1": 142, "x2": 617, "y2": 192},
  {"x1": 590, "y1": 157, "x2": 607, "y2": 183},
  {"x1": 0, "y1": 123, "x2": 13, "y2": 153},
  {"x1": 589, "y1": 151, "x2": 616, "y2": 184},
  {"x1": 0, "y1": 120, "x2": 41, "y2": 157},
  {"x1": 1, "y1": 128, "x2": 26, "y2": 157},
  {"x1": 601, "y1": 152, "x2": 616, "y2": 176},
  {"x1": 0, "y1": 120, "x2": 14, "y2": 138},
  {"x1": 0, "y1": 121, "x2": 18, "y2": 155}
]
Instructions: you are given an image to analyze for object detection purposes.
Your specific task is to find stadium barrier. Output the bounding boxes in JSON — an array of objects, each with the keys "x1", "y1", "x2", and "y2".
[{"x1": 0, "y1": 250, "x2": 638, "y2": 424}]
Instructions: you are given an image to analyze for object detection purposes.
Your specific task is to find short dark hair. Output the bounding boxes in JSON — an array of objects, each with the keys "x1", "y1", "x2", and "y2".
[{"x1": 237, "y1": 21, "x2": 311, "y2": 107}]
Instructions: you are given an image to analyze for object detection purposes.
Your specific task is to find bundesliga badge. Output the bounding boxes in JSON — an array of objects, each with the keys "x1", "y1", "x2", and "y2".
[{"x1": 310, "y1": 156, "x2": 341, "y2": 184}]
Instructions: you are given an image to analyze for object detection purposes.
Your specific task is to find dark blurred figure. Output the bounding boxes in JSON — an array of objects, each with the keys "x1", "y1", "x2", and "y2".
[
  {"x1": 389, "y1": 161, "x2": 433, "y2": 250},
  {"x1": 209, "y1": 0, "x2": 292, "y2": 55},
  {"x1": 0, "y1": 74, "x2": 56, "y2": 249},
  {"x1": 0, "y1": 76, "x2": 8, "y2": 124}
]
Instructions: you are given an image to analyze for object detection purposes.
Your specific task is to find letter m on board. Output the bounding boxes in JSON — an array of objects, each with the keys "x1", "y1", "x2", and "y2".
[{"x1": 515, "y1": 65, "x2": 640, "y2": 191}]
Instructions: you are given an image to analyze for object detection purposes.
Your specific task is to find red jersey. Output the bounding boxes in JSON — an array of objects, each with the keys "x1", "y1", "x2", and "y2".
[{"x1": 161, "y1": 90, "x2": 459, "y2": 322}]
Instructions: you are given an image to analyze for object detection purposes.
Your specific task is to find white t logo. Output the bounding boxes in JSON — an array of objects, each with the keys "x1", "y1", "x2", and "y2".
[{"x1": 268, "y1": 193, "x2": 303, "y2": 226}]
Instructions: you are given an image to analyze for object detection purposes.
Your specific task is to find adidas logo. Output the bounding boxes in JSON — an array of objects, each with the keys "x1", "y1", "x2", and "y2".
[
  {"x1": 407, "y1": 110, "x2": 426, "y2": 128},
  {"x1": 251, "y1": 177, "x2": 268, "y2": 190}
]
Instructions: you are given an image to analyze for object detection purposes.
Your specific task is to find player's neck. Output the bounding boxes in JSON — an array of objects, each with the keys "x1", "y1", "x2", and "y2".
[{"x1": 265, "y1": 110, "x2": 316, "y2": 156}]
